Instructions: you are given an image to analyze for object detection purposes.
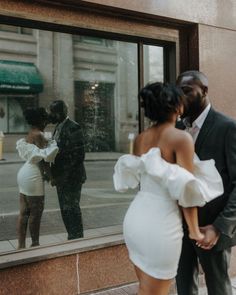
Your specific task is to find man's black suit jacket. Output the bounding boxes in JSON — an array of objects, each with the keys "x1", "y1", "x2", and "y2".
[
  {"x1": 51, "y1": 118, "x2": 86, "y2": 186},
  {"x1": 180, "y1": 108, "x2": 236, "y2": 250}
]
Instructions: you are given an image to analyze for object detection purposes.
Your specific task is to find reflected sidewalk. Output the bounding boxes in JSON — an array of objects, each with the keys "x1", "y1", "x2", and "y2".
[
  {"x1": 0, "y1": 152, "x2": 123, "y2": 164},
  {"x1": 0, "y1": 224, "x2": 122, "y2": 254}
]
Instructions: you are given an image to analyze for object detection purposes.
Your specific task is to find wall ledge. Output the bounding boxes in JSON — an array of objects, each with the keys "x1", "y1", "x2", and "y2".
[{"x1": 0, "y1": 233, "x2": 124, "y2": 270}]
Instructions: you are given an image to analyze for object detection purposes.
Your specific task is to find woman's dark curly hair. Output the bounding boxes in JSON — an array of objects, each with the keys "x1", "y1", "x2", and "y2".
[
  {"x1": 139, "y1": 82, "x2": 184, "y2": 123},
  {"x1": 23, "y1": 107, "x2": 48, "y2": 127}
]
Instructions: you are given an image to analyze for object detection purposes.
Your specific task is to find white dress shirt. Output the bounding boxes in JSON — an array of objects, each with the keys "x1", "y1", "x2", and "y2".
[
  {"x1": 186, "y1": 104, "x2": 211, "y2": 143},
  {"x1": 53, "y1": 116, "x2": 69, "y2": 142}
]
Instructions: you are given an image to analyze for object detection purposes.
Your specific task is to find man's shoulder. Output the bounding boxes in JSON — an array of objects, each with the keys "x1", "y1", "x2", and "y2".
[
  {"x1": 212, "y1": 108, "x2": 236, "y2": 127},
  {"x1": 64, "y1": 118, "x2": 81, "y2": 129}
]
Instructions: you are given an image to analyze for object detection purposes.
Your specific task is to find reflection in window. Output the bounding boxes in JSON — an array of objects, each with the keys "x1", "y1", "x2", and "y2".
[
  {"x1": 75, "y1": 81, "x2": 115, "y2": 152},
  {"x1": 73, "y1": 38, "x2": 138, "y2": 153},
  {"x1": 143, "y1": 45, "x2": 164, "y2": 128},
  {"x1": 0, "y1": 96, "x2": 37, "y2": 133},
  {"x1": 0, "y1": 24, "x2": 172, "y2": 253},
  {"x1": 144, "y1": 45, "x2": 164, "y2": 84}
]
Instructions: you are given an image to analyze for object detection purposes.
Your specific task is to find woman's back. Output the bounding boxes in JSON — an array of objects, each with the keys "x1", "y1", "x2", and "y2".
[
  {"x1": 133, "y1": 123, "x2": 193, "y2": 167},
  {"x1": 26, "y1": 129, "x2": 48, "y2": 149}
]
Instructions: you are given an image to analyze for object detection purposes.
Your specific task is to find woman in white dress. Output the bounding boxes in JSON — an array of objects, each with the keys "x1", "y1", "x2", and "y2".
[
  {"x1": 113, "y1": 83, "x2": 223, "y2": 295},
  {"x1": 16, "y1": 107, "x2": 58, "y2": 249}
]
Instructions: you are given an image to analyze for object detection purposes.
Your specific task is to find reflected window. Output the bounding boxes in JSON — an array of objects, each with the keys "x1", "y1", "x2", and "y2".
[
  {"x1": 0, "y1": 24, "x2": 33, "y2": 35},
  {"x1": 75, "y1": 81, "x2": 115, "y2": 152},
  {"x1": 73, "y1": 35, "x2": 114, "y2": 47},
  {"x1": 144, "y1": 45, "x2": 164, "y2": 84},
  {"x1": 0, "y1": 96, "x2": 37, "y2": 133},
  {"x1": 73, "y1": 38, "x2": 138, "y2": 153},
  {"x1": 143, "y1": 45, "x2": 164, "y2": 128}
]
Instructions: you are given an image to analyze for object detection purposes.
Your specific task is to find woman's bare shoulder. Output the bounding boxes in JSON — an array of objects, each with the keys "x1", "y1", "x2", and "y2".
[
  {"x1": 170, "y1": 128, "x2": 194, "y2": 151},
  {"x1": 30, "y1": 130, "x2": 47, "y2": 148}
]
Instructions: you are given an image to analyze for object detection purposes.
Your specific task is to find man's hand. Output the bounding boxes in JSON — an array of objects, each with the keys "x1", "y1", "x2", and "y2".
[{"x1": 196, "y1": 225, "x2": 220, "y2": 250}]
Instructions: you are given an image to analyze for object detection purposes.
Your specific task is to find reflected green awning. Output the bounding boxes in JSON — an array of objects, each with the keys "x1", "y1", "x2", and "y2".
[{"x1": 0, "y1": 60, "x2": 43, "y2": 94}]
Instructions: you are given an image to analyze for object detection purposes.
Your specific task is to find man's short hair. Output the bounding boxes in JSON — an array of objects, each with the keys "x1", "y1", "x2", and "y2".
[
  {"x1": 50, "y1": 100, "x2": 68, "y2": 115},
  {"x1": 177, "y1": 70, "x2": 208, "y2": 88}
]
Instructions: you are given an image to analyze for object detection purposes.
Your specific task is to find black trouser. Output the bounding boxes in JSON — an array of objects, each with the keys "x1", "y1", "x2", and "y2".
[
  {"x1": 176, "y1": 234, "x2": 232, "y2": 295},
  {"x1": 56, "y1": 182, "x2": 84, "y2": 240}
]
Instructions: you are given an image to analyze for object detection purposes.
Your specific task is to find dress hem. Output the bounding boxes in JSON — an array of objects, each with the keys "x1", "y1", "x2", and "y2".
[{"x1": 129, "y1": 254, "x2": 176, "y2": 280}]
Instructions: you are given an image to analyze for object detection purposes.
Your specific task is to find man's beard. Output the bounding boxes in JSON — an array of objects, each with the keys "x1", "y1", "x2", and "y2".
[
  {"x1": 182, "y1": 93, "x2": 203, "y2": 119},
  {"x1": 48, "y1": 114, "x2": 58, "y2": 124}
]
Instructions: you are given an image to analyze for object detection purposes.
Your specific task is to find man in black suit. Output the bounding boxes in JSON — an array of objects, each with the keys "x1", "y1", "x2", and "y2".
[
  {"x1": 176, "y1": 71, "x2": 236, "y2": 295},
  {"x1": 49, "y1": 100, "x2": 86, "y2": 240}
]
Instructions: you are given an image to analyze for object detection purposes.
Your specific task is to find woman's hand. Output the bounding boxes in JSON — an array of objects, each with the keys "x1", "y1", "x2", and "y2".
[{"x1": 196, "y1": 225, "x2": 220, "y2": 250}]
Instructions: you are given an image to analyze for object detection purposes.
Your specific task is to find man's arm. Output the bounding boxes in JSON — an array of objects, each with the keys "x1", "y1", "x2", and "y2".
[
  {"x1": 213, "y1": 122, "x2": 236, "y2": 237},
  {"x1": 198, "y1": 122, "x2": 236, "y2": 249},
  {"x1": 58, "y1": 125, "x2": 86, "y2": 165}
]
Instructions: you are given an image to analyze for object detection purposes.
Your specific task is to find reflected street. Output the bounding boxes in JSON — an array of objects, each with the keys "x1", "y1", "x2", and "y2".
[{"x1": 0, "y1": 160, "x2": 134, "y2": 244}]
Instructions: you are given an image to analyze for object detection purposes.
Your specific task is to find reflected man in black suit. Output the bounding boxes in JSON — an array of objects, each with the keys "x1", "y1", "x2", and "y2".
[
  {"x1": 49, "y1": 100, "x2": 86, "y2": 240},
  {"x1": 176, "y1": 71, "x2": 236, "y2": 295}
]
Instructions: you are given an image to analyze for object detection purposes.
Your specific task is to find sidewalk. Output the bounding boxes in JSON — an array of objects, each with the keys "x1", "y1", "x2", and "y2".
[
  {"x1": 0, "y1": 225, "x2": 122, "y2": 254},
  {"x1": 0, "y1": 152, "x2": 122, "y2": 164},
  {"x1": 88, "y1": 277, "x2": 236, "y2": 295}
]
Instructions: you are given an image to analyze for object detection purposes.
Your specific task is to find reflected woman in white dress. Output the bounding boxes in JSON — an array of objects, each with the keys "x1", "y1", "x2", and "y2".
[
  {"x1": 113, "y1": 83, "x2": 223, "y2": 295},
  {"x1": 16, "y1": 108, "x2": 58, "y2": 249}
]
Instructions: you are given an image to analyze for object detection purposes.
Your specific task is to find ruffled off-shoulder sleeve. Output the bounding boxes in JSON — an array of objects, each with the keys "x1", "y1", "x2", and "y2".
[
  {"x1": 143, "y1": 149, "x2": 224, "y2": 207},
  {"x1": 16, "y1": 138, "x2": 59, "y2": 164},
  {"x1": 113, "y1": 148, "x2": 223, "y2": 207},
  {"x1": 113, "y1": 155, "x2": 142, "y2": 192}
]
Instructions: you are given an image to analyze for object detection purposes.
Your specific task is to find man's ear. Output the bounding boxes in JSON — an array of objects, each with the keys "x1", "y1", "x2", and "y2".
[{"x1": 202, "y1": 86, "x2": 208, "y2": 96}]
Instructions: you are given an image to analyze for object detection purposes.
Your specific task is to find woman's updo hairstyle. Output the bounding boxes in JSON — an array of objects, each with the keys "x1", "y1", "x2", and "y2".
[
  {"x1": 23, "y1": 107, "x2": 48, "y2": 127},
  {"x1": 139, "y1": 82, "x2": 183, "y2": 123}
]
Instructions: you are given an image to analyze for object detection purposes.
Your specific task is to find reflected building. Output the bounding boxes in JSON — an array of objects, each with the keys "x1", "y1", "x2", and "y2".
[{"x1": 0, "y1": 25, "x2": 164, "y2": 153}]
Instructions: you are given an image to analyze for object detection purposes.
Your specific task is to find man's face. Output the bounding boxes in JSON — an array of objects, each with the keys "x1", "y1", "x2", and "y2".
[
  {"x1": 177, "y1": 76, "x2": 206, "y2": 118},
  {"x1": 48, "y1": 107, "x2": 62, "y2": 124}
]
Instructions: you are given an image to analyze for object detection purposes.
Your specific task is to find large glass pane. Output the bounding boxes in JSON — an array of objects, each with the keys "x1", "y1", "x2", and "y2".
[
  {"x1": 0, "y1": 27, "x2": 140, "y2": 253},
  {"x1": 143, "y1": 45, "x2": 164, "y2": 128},
  {"x1": 144, "y1": 45, "x2": 164, "y2": 85}
]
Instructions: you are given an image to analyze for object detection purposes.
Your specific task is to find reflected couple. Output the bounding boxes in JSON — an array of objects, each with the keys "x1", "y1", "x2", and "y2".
[{"x1": 16, "y1": 100, "x2": 86, "y2": 249}]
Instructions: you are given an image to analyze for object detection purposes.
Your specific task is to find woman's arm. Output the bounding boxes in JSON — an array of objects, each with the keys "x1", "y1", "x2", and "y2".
[
  {"x1": 174, "y1": 131, "x2": 194, "y2": 173},
  {"x1": 32, "y1": 132, "x2": 51, "y2": 180},
  {"x1": 174, "y1": 131, "x2": 204, "y2": 241}
]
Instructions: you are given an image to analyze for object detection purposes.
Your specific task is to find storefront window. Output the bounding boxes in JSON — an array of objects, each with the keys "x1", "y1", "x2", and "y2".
[{"x1": 0, "y1": 24, "x2": 176, "y2": 254}]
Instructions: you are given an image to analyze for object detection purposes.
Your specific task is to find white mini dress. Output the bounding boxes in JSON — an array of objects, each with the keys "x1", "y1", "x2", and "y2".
[
  {"x1": 113, "y1": 148, "x2": 223, "y2": 279},
  {"x1": 16, "y1": 138, "x2": 59, "y2": 196}
]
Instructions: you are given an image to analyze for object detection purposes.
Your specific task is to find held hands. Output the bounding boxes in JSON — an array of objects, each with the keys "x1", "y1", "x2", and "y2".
[{"x1": 195, "y1": 225, "x2": 220, "y2": 250}]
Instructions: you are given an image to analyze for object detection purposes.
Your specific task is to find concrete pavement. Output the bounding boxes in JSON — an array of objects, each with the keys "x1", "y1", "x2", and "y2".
[
  {"x1": 88, "y1": 277, "x2": 236, "y2": 295},
  {"x1": 0, "y1": 151, "x2": 123, "y2": 164}
]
